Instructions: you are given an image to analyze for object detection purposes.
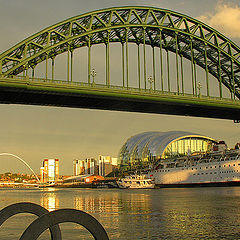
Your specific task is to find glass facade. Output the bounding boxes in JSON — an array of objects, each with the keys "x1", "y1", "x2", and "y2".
[
  {"x1": 162, "y1": 138, "x2": 212, "y2": 158},
  {"x1": 118, "y1": 131, "x2": 216, "y2": 170}
]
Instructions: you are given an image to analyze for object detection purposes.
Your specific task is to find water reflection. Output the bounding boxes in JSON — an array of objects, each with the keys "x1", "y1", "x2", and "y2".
[
  {"x1": 74, "y1": 191, "x2": 151, "y2": 214},
  {"x1": 74, "y1": 195, "x2": 119, "y2": 214},
  {"x1": 151, "y1": 188, "x2": 240, "y2": 239},
  {"x1": 73, "y1": 190, "x2": 153, "y2": 238},
  {"x1": 7, "y1": 187, "x2": 239, "y2": 239},
  {"x1": 40, "y1": 188, "x2": 59, "y2": 211}
]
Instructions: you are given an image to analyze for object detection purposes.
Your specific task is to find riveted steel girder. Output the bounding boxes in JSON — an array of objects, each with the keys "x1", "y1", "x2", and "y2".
[{"x1": 0, "y1": 6, "x2": 239, "y2": 99}]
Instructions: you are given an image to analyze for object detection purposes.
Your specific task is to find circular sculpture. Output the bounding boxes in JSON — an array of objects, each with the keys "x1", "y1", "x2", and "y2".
[
  {"x1": 0, "y1": 202, "x2": 62, "y2": 239},
  {"x1": 19, "y1": 208, "x2": 109, "y2": 240}
]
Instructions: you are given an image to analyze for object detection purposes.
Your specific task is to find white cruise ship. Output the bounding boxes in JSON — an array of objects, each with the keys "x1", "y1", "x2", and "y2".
[{"x1": 147, "y1": 142, "x2": 240, "y2": 187}]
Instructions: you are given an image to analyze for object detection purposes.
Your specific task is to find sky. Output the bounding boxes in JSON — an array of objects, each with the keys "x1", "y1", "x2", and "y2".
[{"x1": 0, "y1": 0, "x2": 239, "y2": 175}]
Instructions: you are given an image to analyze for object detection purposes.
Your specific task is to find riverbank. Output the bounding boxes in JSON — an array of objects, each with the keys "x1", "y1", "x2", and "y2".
[{"x1": 40, "y1": 179, "x2": 119, "y2": 189}]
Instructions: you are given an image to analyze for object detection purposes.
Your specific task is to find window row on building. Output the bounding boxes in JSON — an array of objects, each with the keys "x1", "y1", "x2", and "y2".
[
  {"x1": 193, "y1": 170, "x2": 239, "y2": 175},
  {"x1": 156, "y1": 163, "x2": 240, "y2": 172}
]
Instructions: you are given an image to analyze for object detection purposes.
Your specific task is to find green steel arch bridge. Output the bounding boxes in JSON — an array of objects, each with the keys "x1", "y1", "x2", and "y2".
[{"x1": 0, "y1": 6, "x2": 240, "y2": 120}]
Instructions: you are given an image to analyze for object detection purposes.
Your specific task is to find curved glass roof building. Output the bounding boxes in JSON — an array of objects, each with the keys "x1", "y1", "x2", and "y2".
[{"x1": 118, "y1": 131, "x2": 217, "y2": 170}]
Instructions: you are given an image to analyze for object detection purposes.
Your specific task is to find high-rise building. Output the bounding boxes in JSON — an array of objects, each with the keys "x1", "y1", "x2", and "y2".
[
  {"x1": 85, "y1": 158, "x2": 97, "y2": 175},
  {"x1": 73, "y1": 158, "x2": 98, "y2": 176},
  {"x1": 98, "y1": 155, "x2": 118, "y2": 176},
  {"x1": 73, "y1": 159, "x2": 85, "y2": 175},
  {"x1": 73, "y1": 156, "x2": 118, "y2": 177},
  {"x1": 40, "y1": 159, "x2": 59, "y2": 183},
  {"x1": 40, "y1": 167, "x2": 44, "y2": 183}
]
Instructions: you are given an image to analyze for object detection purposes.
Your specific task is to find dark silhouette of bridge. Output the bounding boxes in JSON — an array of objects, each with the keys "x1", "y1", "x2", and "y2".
[{"x1": 0, "y1": 6, "x2": 239, "y2": 120}]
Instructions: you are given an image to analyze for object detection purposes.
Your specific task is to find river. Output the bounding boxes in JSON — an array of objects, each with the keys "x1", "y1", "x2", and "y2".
[{"x1": 0, "y1": 187, "x2": 240, "y2": 239}]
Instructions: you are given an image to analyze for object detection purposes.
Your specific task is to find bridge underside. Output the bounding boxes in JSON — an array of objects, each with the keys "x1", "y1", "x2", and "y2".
[{"x1": 0, "y1": 82, "x2": 239, "y2": 120}]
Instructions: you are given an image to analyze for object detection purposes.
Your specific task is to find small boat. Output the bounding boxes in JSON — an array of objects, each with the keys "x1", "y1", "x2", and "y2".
[{"x1": 117, "y1": 174, "x2": 155, "y2": 189}]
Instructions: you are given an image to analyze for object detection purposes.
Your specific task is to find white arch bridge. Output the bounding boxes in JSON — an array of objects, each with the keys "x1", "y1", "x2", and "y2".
[{"x1": 0, "y1": 153, "x2": 40, "y2": 184}]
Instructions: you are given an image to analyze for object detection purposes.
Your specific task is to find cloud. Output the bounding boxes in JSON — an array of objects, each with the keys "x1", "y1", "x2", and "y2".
[{"x1": 198, "y1": 1, "x2": 240, "y2": 39}]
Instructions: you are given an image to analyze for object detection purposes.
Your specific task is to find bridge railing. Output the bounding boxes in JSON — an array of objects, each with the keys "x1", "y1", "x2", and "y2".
[{"x1": 0, "y1": 74, "x2": 239, "y2": 105}]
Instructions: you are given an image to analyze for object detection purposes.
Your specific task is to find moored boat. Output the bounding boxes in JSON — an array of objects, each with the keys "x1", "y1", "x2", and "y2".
[{"x1": 117, "y1": 174, "x2": 155, "y2": 189}]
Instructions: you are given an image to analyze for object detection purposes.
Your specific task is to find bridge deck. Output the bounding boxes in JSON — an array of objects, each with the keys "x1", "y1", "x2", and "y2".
[{"x1": 0, "y1": 76, "x2": 239, "y2": 120}]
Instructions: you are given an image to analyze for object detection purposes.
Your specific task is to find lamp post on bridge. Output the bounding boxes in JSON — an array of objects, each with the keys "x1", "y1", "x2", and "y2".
[
  {"x1": 197, "y1": 82, "x2": 202, "y2": 98},
  {"x1": 148, "y1": 76, "x2": 154, "y2": 92},
  {"x1": 90, "y1": 68, "x2": 96, "y2": 86}
]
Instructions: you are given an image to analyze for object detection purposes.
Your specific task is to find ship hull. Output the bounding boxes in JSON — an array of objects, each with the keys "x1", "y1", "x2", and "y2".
[{"x1": 155, "y1": 181, "x2": 240, "y2": 188}]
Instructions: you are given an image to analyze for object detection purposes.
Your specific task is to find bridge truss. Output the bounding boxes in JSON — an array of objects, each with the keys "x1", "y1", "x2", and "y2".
[{"x1": 0, "y1": 6, "x2": 239, "y2": 119}]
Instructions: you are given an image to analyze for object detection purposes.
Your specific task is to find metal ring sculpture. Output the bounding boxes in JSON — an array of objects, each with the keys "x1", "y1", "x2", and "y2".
[
  {"x1": 19, "y1": 209, "x2": 109, "y2": 240},
  {"x1": 0, "y1": 202, "x2": 62, "y2": 239},
  {"x1": 0, "y1": 6, "x2": 239, "y2": 99}
]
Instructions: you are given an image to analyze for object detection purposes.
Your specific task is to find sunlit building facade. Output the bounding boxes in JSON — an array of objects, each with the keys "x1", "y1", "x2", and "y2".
[
  {"x1": 73, "y1": 156, "x2": 118, "y2": 177},
  {"x1": 118, "y1": 131, "x2": 217, "y2": 170},
  {"x1": 98, "y1": 155, "x2": 118, "y2": 176},
  {"x1": 41, "y1": 159, "x2": 59, "y2": 183},
  {"x1": 73, "y1": 158, "x2": 98, "y2": 176}
]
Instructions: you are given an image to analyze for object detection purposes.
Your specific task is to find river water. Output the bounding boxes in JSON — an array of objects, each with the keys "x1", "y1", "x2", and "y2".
[{"x1": 0, "y1": 187, "x2": 240, "y2": 239}]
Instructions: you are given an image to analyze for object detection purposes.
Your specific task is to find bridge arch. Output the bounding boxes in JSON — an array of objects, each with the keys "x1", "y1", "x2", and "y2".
[
  {"x1": 0, "y1": 6, "x2": 239, "y2": 100},
  {"x1": 0, "y1": 153, "x2": 40, "y2": 183}
]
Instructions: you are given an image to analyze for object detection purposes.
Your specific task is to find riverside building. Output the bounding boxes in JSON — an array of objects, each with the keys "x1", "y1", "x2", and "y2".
[
  {"x1": 40, "y1": 159, "x2": 59, "y2": 184},
  {"x1": 73, "y1": 156, "x2": 118, "y2": 177},
  {"x1": 118, "y1": 131, "x2": 217, "y2": 171},
  {"x1": 73, "y1": 158, "x2": 98, "y2": 176},
  {"x1": 98, "y1": 155, "x2": 118, "y2": 176}
]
